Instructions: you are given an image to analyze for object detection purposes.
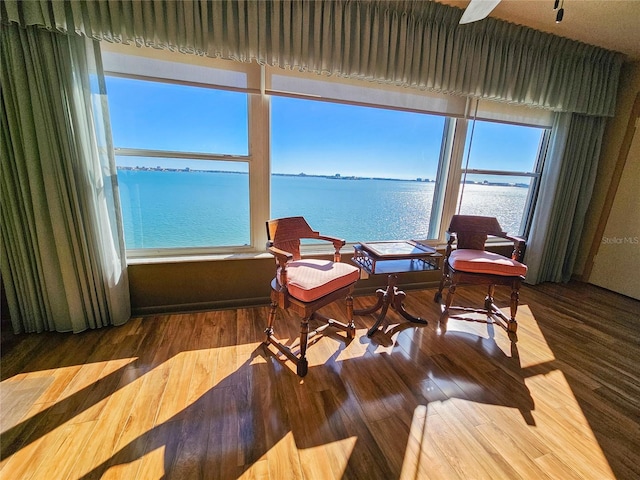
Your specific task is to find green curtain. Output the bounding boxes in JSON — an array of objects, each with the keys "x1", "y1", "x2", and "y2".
[
  {"x1": 525, "y1": 112, "x2": 607, "y2": 284},
  {"x1": 0, "y1": 0, "x2": 623, "y2": 117},
  {"x1": 0, "y1": 24, "x2": 130, "y2": 333}
]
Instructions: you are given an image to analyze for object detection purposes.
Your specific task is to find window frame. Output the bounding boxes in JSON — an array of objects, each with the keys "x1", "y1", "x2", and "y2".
[
  {"x1": 455, "y1": 118, "x2": 551, "y2": 237},
  {"x1": 102, "y1": 44, "x2": 553, "y2": 259},
  {"x1": 268, "y1": 93, "x2": 450, "y2": 244},
  {"x1": 105, "y1": 76, "x2": 256, "y2": 256}
]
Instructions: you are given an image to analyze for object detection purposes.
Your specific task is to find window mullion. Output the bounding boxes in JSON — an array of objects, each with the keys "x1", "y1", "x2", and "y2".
[
  {"x1": 522, "y1": 128, "x2": 552, "y2": 236},
  {"x1": 248, "y1": 92, "x2": 270, "y2": 251},
  {"x1": 438, "y1": 118, "x2": 468, "y2": 242},
  {"x1": 429, "y1": 118, "x2": 454, "y2": 239},
  {"x1": 114, "y1": 148, "x2": 250, "y2": 163},
  {"x1": 461, "y1": 168, "x2": 540, "y2": 178}
]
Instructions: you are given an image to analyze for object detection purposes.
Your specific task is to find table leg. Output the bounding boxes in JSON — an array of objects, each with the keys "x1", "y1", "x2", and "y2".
[
  {"x1": 366, "y1": 288, "x2": 393, "y2": 337},
  {"x1": 353, "y1": 288, "x2": 386, "y2": 316},
  {"x1": 392, "y1": 288, "x2": 427, "y2": 325},
  {"x1": 356, "y1": 274, "x2": 427, "y2": 337}
]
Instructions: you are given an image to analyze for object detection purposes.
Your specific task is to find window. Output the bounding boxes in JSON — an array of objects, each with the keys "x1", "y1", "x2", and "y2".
[
  {"x1": 116, "y1": 158, "x2": 249, "y2": 249},
  {"x1": 457, "y1": 121, "x2": 549, "y2": 235},
  {"x1": 270, "y1": 96, "x2": 446, "y2": 242},
  {"x1": 106, "y1": 77, "x2": 248, "y2": 155},
  {"x1": 102, "y1": 44, "x2": 552, "y2": 257},
  {"x1": 104, "y1": 76, "x2": 251, "y2": 251}
]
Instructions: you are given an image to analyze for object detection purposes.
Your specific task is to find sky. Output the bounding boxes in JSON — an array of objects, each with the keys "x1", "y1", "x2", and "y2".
[{"x1": 106, "y1": 76, "x2": 543, "y2": 181}]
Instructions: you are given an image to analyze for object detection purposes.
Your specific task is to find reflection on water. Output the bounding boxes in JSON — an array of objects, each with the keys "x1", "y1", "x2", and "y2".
[{"x1": 117, "y1": 171, "x2": 528, "y2": 248}]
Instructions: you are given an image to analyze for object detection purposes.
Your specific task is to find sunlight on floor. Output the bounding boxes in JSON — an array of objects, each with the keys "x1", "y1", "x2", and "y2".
[
  {"x1": 400, "y1": 404, "x2": 430, "y2": 479},
  {"x1": 103, "y1": 446, "x2": 165, "y2": 480},
  {"x1": 1, "y1": 357, "x2": 138, "y2": 433},
  {"x1": 396, "y1": 304, "x2": 616, "y2": 480},
  {"x1": 1, "y1": 295, "x2": 627, "y2": 479}
]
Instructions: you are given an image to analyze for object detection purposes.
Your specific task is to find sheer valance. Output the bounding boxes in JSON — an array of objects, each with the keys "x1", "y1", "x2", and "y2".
[{"x1": 1, "y1": 0, "x2": 624, "y2": 117}]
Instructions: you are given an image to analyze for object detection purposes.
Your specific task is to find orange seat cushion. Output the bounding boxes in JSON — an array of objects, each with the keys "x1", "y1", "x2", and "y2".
[
  {"x1": 278, "y1": 259, "x2": 360, "y2": 303},
  {"x1": 449, "y1": 249, "x2": 527, "y2": 277}
]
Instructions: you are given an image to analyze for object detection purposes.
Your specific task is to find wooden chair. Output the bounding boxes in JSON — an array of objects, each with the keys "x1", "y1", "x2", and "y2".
[
  {"x1": 265, "y1": 216, "x2": 360, "y2": 377},
  {"x1": 434, "y1": 215, "x2": 527, "y2": 333}
]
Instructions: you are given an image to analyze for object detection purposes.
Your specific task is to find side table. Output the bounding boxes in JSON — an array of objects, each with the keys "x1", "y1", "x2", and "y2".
[{"x1": 352, "y1": 240, "x2": 442, "y2": 337}]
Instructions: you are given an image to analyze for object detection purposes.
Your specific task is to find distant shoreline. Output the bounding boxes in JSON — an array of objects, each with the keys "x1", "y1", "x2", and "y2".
[{"x1": 116, "y1": 166, "x2": 528, "y2": 188}]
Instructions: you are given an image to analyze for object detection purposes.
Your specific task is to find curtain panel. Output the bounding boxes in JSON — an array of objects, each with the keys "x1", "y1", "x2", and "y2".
[
  {"x1": 0, "y1": 0, "x2": 624, "y2": 117},
  {"x1": 1, "y1": 23, "x2": 130, "y2": 333},
  {"x1": 525, "y1": 113, "x2": 607, "y2": 284}
]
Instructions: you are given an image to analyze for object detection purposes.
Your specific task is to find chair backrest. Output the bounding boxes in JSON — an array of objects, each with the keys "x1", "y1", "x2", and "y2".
[
  {"x1": 448, "y1": 215, "x2": 506, "y2": 250},
  {"x1": 266, "y1": 216, "x2": 319, "y2": 260}
]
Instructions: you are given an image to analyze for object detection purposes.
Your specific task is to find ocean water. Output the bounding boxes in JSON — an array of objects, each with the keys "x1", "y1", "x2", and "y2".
[{"x1": 116, "y1": 170, "x2": 528, "y2": 249}]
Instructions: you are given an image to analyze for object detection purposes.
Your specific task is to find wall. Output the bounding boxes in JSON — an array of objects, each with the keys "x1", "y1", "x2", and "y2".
[
  {"x1": 128, "y1": 252, "x2": 445, "y2": 316},
  {"x1": 575, "y1": 61, "x2": 640, "y2": 282},
  {"x1": 127, "y1": 243, "x2": 523, "y2": 315},
  {"x1": 588, "y1": 102, "x2": 640, "y2": 299},
  {"x1": 128, "y1": 256, "x2": 275, "y2": 315}
]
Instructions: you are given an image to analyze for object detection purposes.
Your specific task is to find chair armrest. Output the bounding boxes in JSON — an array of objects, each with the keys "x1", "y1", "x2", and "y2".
[
  {"x1": 316, "y1": 235, "x2": 346, "y2": 248},
  {"x1": 267, "y1": 245, "x2": 293, "y2": 265},
  {"x1": 316, "y1": 235, "x2": 346, "y2": 262},
  {"x1": 504, "y1": 235, "x2": 526, "y2": 262},
  {"x1": 267, "y1": 245, "x2": 294, "y2": 288}
]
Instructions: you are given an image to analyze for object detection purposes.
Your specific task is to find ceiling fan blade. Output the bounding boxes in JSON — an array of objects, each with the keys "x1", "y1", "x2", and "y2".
[{"x1": 459, "y1": 0, "x2": 502, "y2": 24}]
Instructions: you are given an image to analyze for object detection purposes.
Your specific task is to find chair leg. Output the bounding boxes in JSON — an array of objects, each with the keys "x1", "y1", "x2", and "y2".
[
  {"x1": 485, "y1": 285, "x2": 495, "y2": 311},
  {"x1": 437, "y1": 284, "x2": 456, "y2": 332},
  {"x1": 345, "y1": 295, "x2": 355, "y2": 339},
  {"x1": 434, "y1": 268, "x2": 448, "y2": 302},
  {"x1": 445, "y1": 284, "x2": 456, "y2": 311},
  {"x1": 265, "y1": 302, "x2": 278, "y2": 341},
  {"x1": 297, "y1": 316, "x2": 310, "y2": 377},
  {"x1": 508, "y1": 287, "x2": 519, "y2": 333},
  {"x1": 440, "y1": 284, "x2": 456, "y2": 317}
]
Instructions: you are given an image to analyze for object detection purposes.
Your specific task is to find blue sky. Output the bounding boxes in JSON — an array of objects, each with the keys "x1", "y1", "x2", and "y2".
[
  {"x1": 270, "y1": 97, "x2": 445, "y2": 180},
  {"x1": 106, "y1": 76, "x2": 542, "y2": 180}
]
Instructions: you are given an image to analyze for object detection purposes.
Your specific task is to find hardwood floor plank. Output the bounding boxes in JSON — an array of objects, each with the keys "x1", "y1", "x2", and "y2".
[
  {"x1": 1, "y1": 282, "x2": 639, "y2": 479},
  {"x1": 259, "y1": 363, "x2": 305, "y2": 480},
  {"x1": 64, "y1": 373, "x2": 142, "y2": 479},
  {"x1": 166, "y1": 353, "x2": 217, "y2": 478},
  {"x1": 0, "y1": 410, "x2": 85, "y2": 480},
  {"x1": 528, "y1": 398, "x2": 616, "y2": 479},
  {"x1": 474, "y1": 420, "x2": 554, "y2": 479},
  {"x1": 399, "y1": 405, "x2": 459, "y2": 480},
  {"x1": 0, "y1": 333, "x2": 55, "y2": 380},
  {"x1": 115, "y1": 366, "x2": 171, "y2": 450},
  {"x1": 534, "y1": 452, "x2": 587, "y2": 480},
  {"x1": 0, "y1": 400, "x2": 55, "y2": 474},
  {"x1": 0, "y1": 374, "x2": 54, "y2": 432},
  {"x1": 153, "y1": 352, "x2": 195, "y2": 427},
  {"x1": 420, "y1": 409, "x2": 496, "y2": 479},
  {"x1": 29, "y1": 421, "x2": 96, "y2": 480},
  {"x1": 132, "y1": 422, "x2": 182, "y2": 480},
  {"x1": 31, "y1": 365, "x2": 84, "y2": 406}
]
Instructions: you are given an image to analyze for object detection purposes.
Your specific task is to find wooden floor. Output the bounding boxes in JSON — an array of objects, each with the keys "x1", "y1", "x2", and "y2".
[{"x1": 1, "y1": 282, "x2": 639, "y2": 480}]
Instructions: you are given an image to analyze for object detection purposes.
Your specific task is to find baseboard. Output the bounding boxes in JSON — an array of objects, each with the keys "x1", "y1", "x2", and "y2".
[{"x1": 131, "y1": 296, "x2": 272, "y2": 317}]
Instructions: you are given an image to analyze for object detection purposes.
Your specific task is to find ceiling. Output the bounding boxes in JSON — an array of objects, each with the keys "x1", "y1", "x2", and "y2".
[{"x1": 434, "y1": 0, "x2": 640, "y2": 62}]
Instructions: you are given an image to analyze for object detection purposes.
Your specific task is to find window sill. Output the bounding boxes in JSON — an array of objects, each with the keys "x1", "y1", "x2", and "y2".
[
  {"x1": 124, "y1": 237, "x2": 522, "y2": 266},
  {"x1": 126, "y1": 241, "x2": 448, "y2": 265},
  {"x1": 126, "y1": 251, "x2": 274, "y2": 265}
]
